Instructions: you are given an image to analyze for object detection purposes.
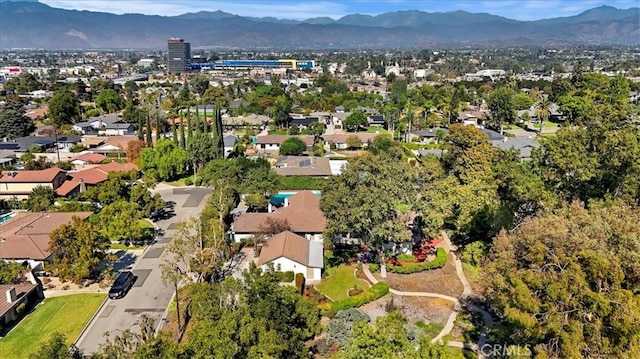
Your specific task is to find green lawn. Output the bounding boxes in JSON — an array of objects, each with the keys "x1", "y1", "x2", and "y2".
[
  {"x1": 317, "y1": 265, "x2": 369, "y2": 301},
  {"x1": 532, "y1": 120, "x2": 559, "y2": 129},
  {"x1": 358, "y1": 127, "x2": 389, "y2": 134},
  {"x1": 165, "y1": 174, "x2": 195, "y2": 186},
  {"x1": 1, "y1": 293, "x2": 106, "y2": 359}
]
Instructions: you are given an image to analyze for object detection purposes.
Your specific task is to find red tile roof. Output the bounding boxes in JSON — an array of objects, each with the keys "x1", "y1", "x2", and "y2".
[
  {"x1": 0, "y1": 167, "x2": 65, "y2": 183},
  {"x1": 233, "y1": 191, "x2": 326, "y2": 234},
  {"x1": 55, "y1": 180, "x2": 80, "y2": 196},
  {"x1": 0, "y1": 212, "x2": 92, "y2": 260},
  {"x1": 68, "y1": 161, "x2": 138, "y2": 185},
  {"x1": 323, "y1": 133, "x2": 380, "y2": 144},
  {"x1": 70, "y1": 153, "x2": 107, "y2": 164}
]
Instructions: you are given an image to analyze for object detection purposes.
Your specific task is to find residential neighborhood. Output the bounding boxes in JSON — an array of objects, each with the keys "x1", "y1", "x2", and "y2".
[{"x1": 0, "y1": 3, "x2": 639, "y2": 358}]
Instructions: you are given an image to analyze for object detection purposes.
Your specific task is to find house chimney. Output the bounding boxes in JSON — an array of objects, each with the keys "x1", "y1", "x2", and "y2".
[{"x1": 6, "y1": 287, "x2": 17, "y2": 303}]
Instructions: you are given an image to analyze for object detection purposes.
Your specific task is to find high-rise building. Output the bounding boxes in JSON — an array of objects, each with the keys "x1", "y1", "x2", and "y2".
[{"x1": 167, "y1": 38, "x2": 190, "y2": 73}]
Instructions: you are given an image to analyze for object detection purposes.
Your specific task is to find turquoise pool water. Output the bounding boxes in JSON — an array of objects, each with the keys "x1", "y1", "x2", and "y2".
[
  {"x1": 270, "y1": 191, "x2": 320, "y2": 206},
  {"x1": 0, "y1": 212, "x2": 15, "y2": 224}
]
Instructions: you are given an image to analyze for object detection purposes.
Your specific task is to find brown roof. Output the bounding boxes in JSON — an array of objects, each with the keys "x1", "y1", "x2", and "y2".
[
  {"x1": 69, "y1": 161, "x2": 138, "y2": 185},
  {"x1": 0, "y1": 212, "x2": 92, "y2": 260},
  {"x1": 0, "y1": 283, "x2": 38, "y2": 319},
  {"x1": 233, "y1": 191, "x2": 326, "y2": 234},
  {"x1": 95, "y1": 135, "x2": 139, "y2": 151},
  {"x1": 323, "y1": 133, "x2": 380, "y2": 144},
  {"x1": 0, "y1": 167, "x2": 65, "y2": 183},
  {"x1": 255, "y1": 135, "x2": 315, "y2": 146},
  {"x1": 70, "y1": 153, "x2": 107, "y2": 164},
  {"x1": 257, "y1": 231, "x2": 311, "y2": 267},
  {"x1": 274, "y1": 156, "x2": 332, "y2": 177},
  {"x1": 55, "y1": 179, "x2": 81, "y2": 196}
]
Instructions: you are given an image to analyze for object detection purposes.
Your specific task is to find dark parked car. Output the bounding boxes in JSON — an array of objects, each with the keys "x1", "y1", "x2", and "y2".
[{"x1": 109, "y1": 271, "x2": 135, "y2": 299}]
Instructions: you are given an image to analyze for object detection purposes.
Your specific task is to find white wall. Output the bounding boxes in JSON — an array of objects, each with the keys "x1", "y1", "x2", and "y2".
[{"x1": 265, "y1": 257, "x2": 321, "y2": 282}]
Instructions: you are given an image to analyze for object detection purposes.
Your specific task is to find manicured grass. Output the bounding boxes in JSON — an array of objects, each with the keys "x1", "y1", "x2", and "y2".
[
  {"x1": 165, "y1": 174, "x2": 195, "y2": 187},
  {"x1": 110, "y1": 243, "x2": 145, "y2": 250},
  {"x1": 139, "y1": 219, "x2": 154, "y2": 229},
  {"x1": 1, "y1": 293, "x2": 106, "y2": 359},
  {"x1": 358, "y1": 127, "x2": 389, "y2": 134},
  {"x1": 317, "y1": 265, "x2": 369, "y2": 301},
  {"x1": 532, "y1": 120, "x2": 559, "y2": 129}
]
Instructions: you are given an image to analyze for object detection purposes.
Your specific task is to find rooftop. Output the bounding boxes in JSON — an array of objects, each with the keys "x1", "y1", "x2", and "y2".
[{"x1": 257, "y1": 231, "x2": 323, "y2": 268}]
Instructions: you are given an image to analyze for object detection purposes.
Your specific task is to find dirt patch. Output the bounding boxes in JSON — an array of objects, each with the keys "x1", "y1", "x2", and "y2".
[
  {"x1": 358, "y1": 295, "x2": 454, "y2": 326},
  {"x1": 40, "y1": 276, "x2": 106, "y2": 291},
  {"x1": 375, "y1": 253, "x2": 464, "y2": 297}
]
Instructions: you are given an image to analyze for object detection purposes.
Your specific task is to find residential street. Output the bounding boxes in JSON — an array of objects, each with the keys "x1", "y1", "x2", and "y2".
[{"x1": 75, "y1": 185, "x2": 211, "y2": 355}]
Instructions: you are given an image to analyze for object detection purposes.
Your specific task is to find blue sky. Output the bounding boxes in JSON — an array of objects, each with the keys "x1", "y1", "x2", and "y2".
[{"x1": 38, "y1": 0, "x2": 638, "y2": 21}]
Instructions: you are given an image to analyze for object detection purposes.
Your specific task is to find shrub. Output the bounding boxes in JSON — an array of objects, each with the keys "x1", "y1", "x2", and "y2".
[
  {"x1": 184, "y1": 177, "x2": 193, "y2": 186},
  {"x1": 387, "y1": 248, "x2": 447, "y2": 274},
  {"x1": 295, "y1": 273, "x2": 305, "y2": 294},
  {"x1": 322, "y1": 282, "x2": 389, "y2": 315},
  {"x1": 278, "y1": 271, "x2": 295, "y2": 282},
  {"x1": 42, "y1": 277, "x2": 51, "y2": 284},
  {"x1": 369, "y1": 263, "x2": 379, "y2": 272},
  {"x1": 62, "y1": 284, "x2": 70, "y2": 290},
  {"x1": 396, "y1": 253, "x2": 416, "y2": 262},
  {"x1": 16, "y1": 302, "x2": 27, "y2": 316}
]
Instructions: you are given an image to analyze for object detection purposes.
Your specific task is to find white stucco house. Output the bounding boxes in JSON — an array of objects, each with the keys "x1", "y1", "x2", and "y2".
[{"x1": 257, "y1": 231, "x2": 324, "y2": 283}]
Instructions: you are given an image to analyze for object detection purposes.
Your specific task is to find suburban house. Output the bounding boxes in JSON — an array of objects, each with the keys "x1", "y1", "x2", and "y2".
[
  {"x1": 479, "y1": 128, "x2": 540, "y2": 159},
  {"x1": 0, "y1": 212, "x2": 93, "y2": 270},
  {"x1": 69, "y1": 153, "x2": 107, "y2": 165},
  {"x1": 92, "y1": 136, "x2": 139, "y2": 156},
  {"x1": 55, "y1": 161, "x2": 139, "y2": 197},
  {"x1": 1, "y1": 283, "x2": 43, "y2": 329},
  {"x1": 410, "y1": 128, "x2": 448, "y2": 143},
  {"x1": 72, "y1": 115, "x2": 123, "y2": 135},
  {"x1": 0, "y1": 167, "x2": 67, "y2": 200},
  {"x1": 0, "y1": 136, "x2": 55, "y2": 153},
  {"x1": 257, "y1": 231, "x2": 324, "y2": 283},
  {"x1": 254, "y1": 135, "x2": 315, "y2": 155},
  {"x1": 223, "y1": 135, "x2": 240, "y2": 158},
  {"x1": 98, "y1": 122, "x2": 135, "y2": 136},
  {"x1": 367, "y1": 114, "x2": 385, "y2": 127},
  {"x1": 458, "y1": 110, "x2": 488, "y2": 127},
  {"x1": 231, "y1": 190, "x2": 326, "y2": 243},
  {"x1": 287, "y1": 115, "x2": 319, "y2": 129},
  {"x1": 323, "y1": 133, "x2": 380, "y2": 150},
  {"x1": 274, "y1": 156, "x2": 332, "y2": 177}
]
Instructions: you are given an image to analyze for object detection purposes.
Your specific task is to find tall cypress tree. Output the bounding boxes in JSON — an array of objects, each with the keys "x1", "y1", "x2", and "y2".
[
  {"x1": 137, "y1": 115, "x2": 144, "y2": 141},
  {"x1": 214, "y1": 106, "x2": 224, "y2": 158},
  {"x1": 187, "y1": 113, "x2": 193, "y2": 145},
  {"x1": 180, "y1": 121, "x2": 186, "y2": 149},
  {"x1": 172, "y1": 112, "x2": 178, "y2": 144},
  {"x1": 202, "y1": 104, "x2": 209, "y2": 134},
  {"x1": 155, "y1": 107, "x2": 161, "y2": 140},
  {"x1": 145, "y1": 108, "x2": 152, "y2": 147}
]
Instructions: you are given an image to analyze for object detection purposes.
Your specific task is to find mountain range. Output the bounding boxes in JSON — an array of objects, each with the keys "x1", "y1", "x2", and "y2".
[{"x1": 0, "y1": 1, "x2": 638, "y2": 49}]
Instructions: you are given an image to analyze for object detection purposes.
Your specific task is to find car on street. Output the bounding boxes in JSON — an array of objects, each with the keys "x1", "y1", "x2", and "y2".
[{"x1": 108, "y1": 271, "x2": 135, "y2": 299}]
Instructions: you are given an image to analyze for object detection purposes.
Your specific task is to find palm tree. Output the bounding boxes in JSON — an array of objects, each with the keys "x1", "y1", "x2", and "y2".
[{"x1": 535, "y1": 97, "x2": 552, "y2": 134}]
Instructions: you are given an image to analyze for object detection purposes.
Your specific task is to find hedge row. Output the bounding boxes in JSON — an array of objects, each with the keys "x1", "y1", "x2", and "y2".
[
  {"x1": 277, "y1": 271, "x2": 295, "y2": 282},
  {"x1": 387, "y1": 248, "x2": 447, "y2": 274},
  {"x1": 320, "y1": 282, "x2": 389, "y2": 316}
]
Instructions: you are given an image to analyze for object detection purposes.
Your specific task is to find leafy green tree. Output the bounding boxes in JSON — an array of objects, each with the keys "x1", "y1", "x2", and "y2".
[
  {"x1": 98, "y1": 200, "x2": 144, "y2": 243},
  {"x1": 487, "y1": 87, "x2": 516, "y2": 134},
  {"x1": 344, "y1": 110, "x2": 368, "y2": 132},
  {"x1": 321, "y1": 152, "x2": 415, "y2": 277},
  {"x1": 244, "y1": 193, "x2": 269, "y2": 212},
  {"x1": 279, "y1": 137, "x2": 307, "y2": 156},
  {"x1": 25, "y1": 185, "x2": 55, "y2": 212},
  {"x1": 0, "y1": 261, "x2": 26, "y2": 284},
  {"x1": 0, "y1": 101, "x2": 35, "y2": 140},
  {"x1": 513, "y1": 92, "x2": 534, "y2": 110},
  {"x1": 187, "y1": 131, "x2": 216, "y2": 171},
  {"x1": 138, "y1": 139, "x2": 189, "y2": 181},
  {"x1": 48, "y1": 91, "x2": 80, "y2": 126},
  {"x1": 48, "y1": 216, "x2": 111, "y2": 283},
  {"x1": 4, "y1": 72, "x2": 41, "y2": 95},
  {"x1": 29, "y1": 333, "x2": 81, "y2": 359},
  {"x1": 307, "y1": 121, "x2": 325, "y2": 141},
  {"x1": 485, "y1": 201, "x2": 640, "y2": 358},
  {"x1": 95, "y1": 89, "x2": 123, "y2": 113}
]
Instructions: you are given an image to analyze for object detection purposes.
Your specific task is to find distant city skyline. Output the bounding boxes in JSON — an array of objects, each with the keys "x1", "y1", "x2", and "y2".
[{"x1": 38, "y1": 0, "x2": 638, "y2": 21}]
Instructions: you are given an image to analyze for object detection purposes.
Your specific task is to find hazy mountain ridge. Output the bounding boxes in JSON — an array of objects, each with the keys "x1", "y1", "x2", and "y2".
[{"x1": 0, "y1": 2, "x2": 637, "y2": 49}]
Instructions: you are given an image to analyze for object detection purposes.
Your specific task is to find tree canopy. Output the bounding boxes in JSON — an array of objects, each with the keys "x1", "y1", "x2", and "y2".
[
  {"x1": 279, "y1": 137, "x2": 307, "y2": 156},
  {"x1": 0, "y1": 101, "x2": 35, "y2": 140},
  {"x1": 48, "y1": 91, "x2": 80, "y2": 126}
]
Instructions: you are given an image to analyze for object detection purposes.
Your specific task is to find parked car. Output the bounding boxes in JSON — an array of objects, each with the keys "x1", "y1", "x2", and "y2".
[{"x1": 109, "y1": 271, "x2": 135, "y2": 299}]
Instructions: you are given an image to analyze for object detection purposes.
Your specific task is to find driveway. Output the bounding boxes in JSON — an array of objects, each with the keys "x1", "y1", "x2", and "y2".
[
  {"x1": 224, "y1": 248, "x2": 255, "y2": 280},
  {"x1": 75, "y1": 186, "x2": 211, "y2": 355}
]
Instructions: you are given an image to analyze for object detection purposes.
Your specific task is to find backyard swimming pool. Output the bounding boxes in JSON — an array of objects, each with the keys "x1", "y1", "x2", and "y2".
[
  {"x1": 270, "y1": 191, "x2": 321, "y2": 206},
  {"x1": 0, "y1": 212, "x2": 16, "y2": 224}
]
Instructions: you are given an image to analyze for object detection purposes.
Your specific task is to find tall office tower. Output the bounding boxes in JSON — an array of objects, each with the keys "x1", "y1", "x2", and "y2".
[{"x1": 167, "y1": 38, "x2": 191, "y2": 73}]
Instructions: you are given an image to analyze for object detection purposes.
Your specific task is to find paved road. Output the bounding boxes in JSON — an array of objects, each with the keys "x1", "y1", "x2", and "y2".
[{"x1": 75, "y1": 186, "x2": 211, "y2": 355}]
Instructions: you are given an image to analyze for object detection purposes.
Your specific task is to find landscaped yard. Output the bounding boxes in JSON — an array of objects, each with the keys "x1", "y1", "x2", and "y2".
[
  {"x1": 358, "y1": 127, "x2": 389, "y2": 134},
  {"x1": 317, "y1": 265, "x2": 370, "y2": 301},
  {"x1": 165, "y1": 174, "x2": 195, "y2": 186},
  {"x1": 1, "y1": 293, "x2": 106, "y2": 359}
]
